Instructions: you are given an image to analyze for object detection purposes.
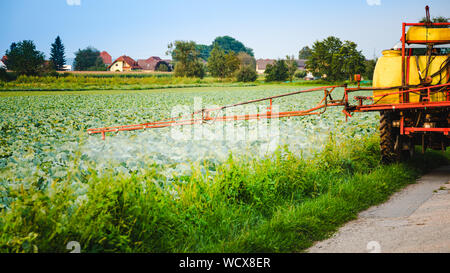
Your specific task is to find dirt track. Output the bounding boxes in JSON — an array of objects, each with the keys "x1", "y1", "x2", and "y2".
[{"x1": 308, "y1": 165, "x2": 450, "y2": 253}]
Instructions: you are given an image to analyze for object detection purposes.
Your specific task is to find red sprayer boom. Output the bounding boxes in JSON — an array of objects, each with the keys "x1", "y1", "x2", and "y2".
[{"x1": 88, "y1": 83, "x2": 450, "y2": 139}]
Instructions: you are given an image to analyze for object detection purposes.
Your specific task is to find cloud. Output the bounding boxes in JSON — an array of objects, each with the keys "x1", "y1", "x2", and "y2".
[
  {"x1": 366, "y1": 0, "x2": 381, "y2": 6},
  {"x1": 67, "y1": 0, "x2": 81, "y2": 6}
]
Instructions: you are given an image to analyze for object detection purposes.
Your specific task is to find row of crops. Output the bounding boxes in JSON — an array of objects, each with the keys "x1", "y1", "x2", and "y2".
[{"x1": 0, "y1": 86, "x2": 379, "y2": 210}]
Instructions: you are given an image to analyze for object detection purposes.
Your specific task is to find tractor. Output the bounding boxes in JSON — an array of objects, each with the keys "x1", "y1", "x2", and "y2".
[{"x1": 357, "y1": 6, "x2": 450, "y2": 162}]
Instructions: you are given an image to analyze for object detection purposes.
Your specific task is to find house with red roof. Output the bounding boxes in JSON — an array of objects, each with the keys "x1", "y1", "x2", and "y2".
[
  {"x1": 1, "y1": 56, "x2": 8, "y2": 68},
  {"x1": 108, "y1": 55, "x2": 141, "y2": 72},
  {"x1": 137, "y1": 56, "x2": 172, "y2": 71},
  {"x1": 100, "y1": 51, "x2": 112, "y2": 66}
]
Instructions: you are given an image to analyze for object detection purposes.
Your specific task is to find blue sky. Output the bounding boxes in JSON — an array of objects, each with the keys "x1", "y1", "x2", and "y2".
[{"x1": 1, "y1": 0, "x2": 449, "y2": 62}]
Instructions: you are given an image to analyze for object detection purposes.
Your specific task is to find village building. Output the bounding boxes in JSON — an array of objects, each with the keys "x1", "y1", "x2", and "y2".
[
  {"x1": 137, "y1": 56, "x2": 172, "y2": 71},
  {"x1": 1, "y1": 56, "x2": 7, "y2": 69},
  {"x1": 63, "y1": 65, "x2": 72, "y2": 71},
  {"x1": 304, "y1": 73, "x2": 316, "y2": 80},
  {"x1": 108, "y1": 55, "x2": 141, "y2": 72},
  {"x1": 294, "y1": 59, "x2": 316, "y2": 79},
  {"x1": 256, "y1": 59, "x2": 275, "y2": 74},
  {"x1": 100, "y1": 51, "x2": 112, "y2": 66},
  {"x1": 295, "y1": 59, "x2": 316, "y2": 79},
  {"x1": 296, "y1": 59, "x2": 307, "y2": 70},
  {"x1": 257, "y1": 58, "x2": 308, "y2": 74},
  {"x1": 256, "y1": 58, "x2": 312, "y2": 79}
]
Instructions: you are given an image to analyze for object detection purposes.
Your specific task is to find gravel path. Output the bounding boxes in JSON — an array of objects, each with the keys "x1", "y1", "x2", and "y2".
[{"x1": 308, "y1": 165, "x2": 450, "y2": 253}]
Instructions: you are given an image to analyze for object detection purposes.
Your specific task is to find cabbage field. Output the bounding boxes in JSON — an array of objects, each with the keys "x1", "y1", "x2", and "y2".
[
  {"x1": 0, "y1": 86, "x2": 377, "y2": 202},
  {"x1": 3, "y1": 85, "x2": 449, "y2": 253}
]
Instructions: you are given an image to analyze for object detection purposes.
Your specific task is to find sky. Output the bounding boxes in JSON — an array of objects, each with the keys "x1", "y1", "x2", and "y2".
[{"x1": 1, "y1": 0, "x2": 449, "y2": 62}]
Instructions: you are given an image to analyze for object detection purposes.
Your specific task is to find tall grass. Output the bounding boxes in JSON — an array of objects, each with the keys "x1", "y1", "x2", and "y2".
[{"x1": 0, "y1": 134, "x2": 448, "y2": 253}]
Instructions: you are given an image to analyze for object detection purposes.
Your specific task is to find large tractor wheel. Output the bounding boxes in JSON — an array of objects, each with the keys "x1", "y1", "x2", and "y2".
[{"x1": 379, "y1": 111, "x2": 401, "y2": 163}]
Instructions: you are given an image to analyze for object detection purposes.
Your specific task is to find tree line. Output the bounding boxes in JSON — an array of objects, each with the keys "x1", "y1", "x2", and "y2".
[
  {"x1": 166, "y1": 35, "x2": 380, "y2": 83},
  {"x1": 166, "y1": 38, "x2": 258, "y2": 82},
  {"x1": 3, "y1": 14, "x2": 449, "y2": 81},
  {"x1": 12, "y1": 31, "x2": 450, "y2": 82},
  {"x1": 0, "y1": 35, "x2": 375, "y2": 83},
  {"x1": 1, "y1": 36, "x2": 112, "y2": 78},
  {"x1": 3, "y1": 37, "x2": 67, "y2": 76},
  {"x1": 2, "y1": 35, "x2": 258, "y2": 79}
]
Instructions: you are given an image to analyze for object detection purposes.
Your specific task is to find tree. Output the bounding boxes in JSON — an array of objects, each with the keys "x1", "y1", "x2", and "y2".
[
  {"x1": 91, "y1": 56, "x2": 107, "y2": 71},
  {"x1": 50, "y1": 36, "x2": 66, "y2": 71},
  {"x1": 298, "y1": 46, "x2": 312, "y2": 59},
  {"x1": 340, "y1": 41, "x2": 366, "y2": 81},
  {"x1": 179, "y1": 61, "x2": 205, "y2": 78},
  {"x1": 167, "y1": 41, "x2": 205, "y2": 78},
  {"x1": 285, "y1": 55, "x2": 298, "y2": 82},
  {"x1": 237, "y1": 52, "x2": 256, "y2": 69},
  {"x1": 191, "y1": 36, "x2": 254, "y2": 61},
  {"x1": 156, "y1": 63, "x2": 169, "y2": 72},
  {"x1": 73, "y1": 47, "x2": 105, "y2": 71},
  {"x1": 207, "y1": 45, "x2": 240, "y2": 78},
  {"x1": 295, "y1": 70, "x2": 307, "y2": 79},
  {"x1": 236, "y1": 65, "x2": 257, "y2": 82},
  {"x1": 306, "y1": 36, "x2": 343, "y2": 81},
  {"x1": 265, "y1": 60, "x2": 289, "y2": 82},
  {"x1": 0, "y1": 67, "x2": 8, "y2": 82},
  {"x1": 5, "y1": 40, "x2": 45, "y2": 76},
  {"x1": 212, "y1": 36, "x2": 254, "y2": 57},
  {"x1": 196, "y1": 44, "x2": 212, "y2": 61},
  {"x1": 207, "y1": 45, "x2": 226, "y2": 77},
  {"x1": 363, "y1": 59, "x2": 377, "y2": 80},
  {"x1": 306, "y1": 36, "x2": 365, "y2": 82},
  {"x1": 224, "y1": 51, "x2": 240, "y2": 77}
]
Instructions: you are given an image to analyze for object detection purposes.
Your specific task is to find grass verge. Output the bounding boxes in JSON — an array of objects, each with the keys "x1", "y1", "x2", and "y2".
[
  {"x1": 0, "y1": 74, "x2": 369, "y2": 91},
  {"x1": 0, "y1": 134, "x2": 448, "y2": 253}
]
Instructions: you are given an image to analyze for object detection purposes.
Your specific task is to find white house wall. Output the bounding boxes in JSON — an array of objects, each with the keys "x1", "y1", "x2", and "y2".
[{"x1": 110, "y1": 61, "x2": 124, "y2": 72}]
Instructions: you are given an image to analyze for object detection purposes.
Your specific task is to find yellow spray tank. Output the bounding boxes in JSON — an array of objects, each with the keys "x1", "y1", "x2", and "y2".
[
  {"x1": 373, "y1": 26, "x2": 450, "y2": 104},
  {"x1": 406, "y1": 26, "x2": 450, "y2": 43}
]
